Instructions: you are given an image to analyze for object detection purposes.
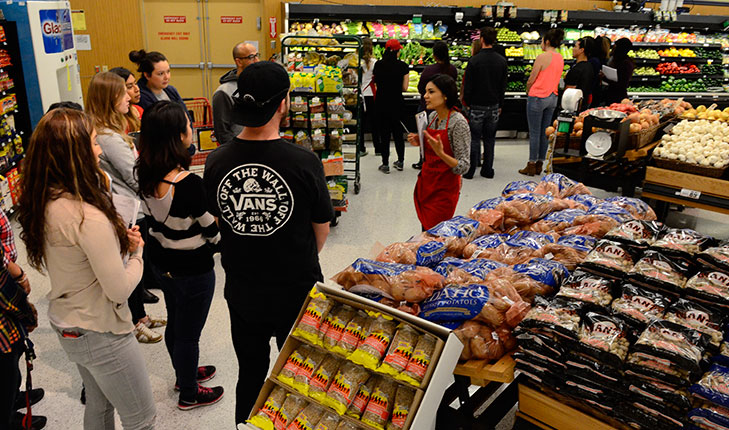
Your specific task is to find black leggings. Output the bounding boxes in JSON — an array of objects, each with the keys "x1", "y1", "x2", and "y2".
[
  {"x1": 128, "y1": 218, "x2": 159, "y2": 324},
  {"x1": 376, "y1": 110, "x2": 405, "y2": 165}
]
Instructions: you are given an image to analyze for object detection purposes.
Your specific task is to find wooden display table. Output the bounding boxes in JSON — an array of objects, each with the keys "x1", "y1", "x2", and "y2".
[
  {"x1": 516, "y1": 384, "x2": 631, "y2": 430},
  {"x1": 453, "y1": 352, "x2": 516, "y2": 385},
  {"x1": 642, "y1": 166, "x2": 729, "y2": 219}
]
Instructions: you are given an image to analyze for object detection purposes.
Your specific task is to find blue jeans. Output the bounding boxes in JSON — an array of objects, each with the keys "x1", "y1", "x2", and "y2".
[
  {"x1": 527, "y1": 94, "x2": 558, "y2": 162},
  {"x1": 468, "y1": 105, "x2": 500, "y2": 176},
  {"x1": 156, "y1": 268, "x2": 216, "y2": 401},
  {"x1": 54, "y1": 327, "x2": 156, "y2": 430}
]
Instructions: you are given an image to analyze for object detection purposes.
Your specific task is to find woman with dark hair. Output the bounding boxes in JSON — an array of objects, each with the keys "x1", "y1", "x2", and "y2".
[
  {"x1": 110, "y1": 67, "x2": 143, "y2": 133},
  {"x1": 129, "y1": 49, "x2": 191, "y2": 120},
  {"x1": 407, "y1": 74, "x2": 470, "y2": 230},
  {"x1": 412, "y1": 41, "x2": 458, "y2": 170},
  {"x1": 136, "y1": 101, "x2": 223, "y2": 410},
  {"x1": 18, "y1": 108, "x2": 156, "y2": 429},
  {"x1": 521, "y1": 28, "x2": 564, "y2": 177},
  {"x1": 359, "y1": 37, "x2": 378, "y2": 157},
  {"x1": 588, "y1": 36, "x2": 607, "y2": 107},
  {"x1": 373, "y1": 39, "x2": 410, "y2": 173},
  {"x1": 605, "y1": 38, "x2": 635, "y2": 104}
]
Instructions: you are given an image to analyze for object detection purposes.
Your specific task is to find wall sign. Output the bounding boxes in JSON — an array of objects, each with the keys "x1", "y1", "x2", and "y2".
[
  {"x1": 269, "y1": 16, "x2": 277, "y2": 38},
  {"x1": 163, "y1": 16, "x2": 186, "y2": 24},
  {"x1": 221, "y1": 16, "x2": 242, "y2": 24}
]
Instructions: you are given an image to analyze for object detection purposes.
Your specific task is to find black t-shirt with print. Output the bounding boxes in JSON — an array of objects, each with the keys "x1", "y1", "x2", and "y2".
[{"x1": 203, "y1": 138, "x2": 334, "y2": 305}]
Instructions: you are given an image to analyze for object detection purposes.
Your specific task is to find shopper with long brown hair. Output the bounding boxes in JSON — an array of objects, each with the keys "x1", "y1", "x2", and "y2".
[
  {"x1": 110, "y1": 67, "x2": 143, "y2": 133},
  {"x1": 17, "y1": 108, "x2": 156, "y2": 430},
  {"x1": 87, "y1": 71, "x2": 166, "y2": 344}
]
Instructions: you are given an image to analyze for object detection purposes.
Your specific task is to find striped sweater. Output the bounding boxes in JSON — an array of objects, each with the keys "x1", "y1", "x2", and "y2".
[{"x1": 142, "y1": 173, "x2": 220, "y2": 277}]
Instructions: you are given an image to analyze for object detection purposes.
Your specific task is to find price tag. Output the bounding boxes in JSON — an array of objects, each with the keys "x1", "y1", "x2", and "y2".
[
  {"x1": 642, "y1": 77, "x2": 648, "y2": 81},
  {"x1": 514, "y1": 95, "x2": 522, "y2": 98},
  {"x1": 703, "y1": 43, "x2": 709, "y2": 47},
  {"x1": 678, "y1": 188, "x2": 701, "y2": 199}
]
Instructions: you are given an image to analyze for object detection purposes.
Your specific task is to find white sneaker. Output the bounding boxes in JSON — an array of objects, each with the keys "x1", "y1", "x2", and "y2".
[{"x1": 135, "y1": 322, "x2": 162, "y2": 344}]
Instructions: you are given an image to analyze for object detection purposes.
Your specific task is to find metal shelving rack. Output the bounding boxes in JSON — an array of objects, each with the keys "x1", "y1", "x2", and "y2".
[{"x1": 281, "y1": 34, "x2": 362, "y2": 226}]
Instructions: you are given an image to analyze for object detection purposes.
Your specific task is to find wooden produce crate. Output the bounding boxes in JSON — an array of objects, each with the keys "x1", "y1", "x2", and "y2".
[
  {"x1": 643, "y1": 166, "x2": 729, "y2": 215},
  {"x1": 517, "y1": 384, "x2": 632, "y2": 430},
  {"x1": 654, "y1": 157, "x2": 728, "y2": 178},
  {"x1": 453, "y1": 351, "x2": 516, "y2": 385}
]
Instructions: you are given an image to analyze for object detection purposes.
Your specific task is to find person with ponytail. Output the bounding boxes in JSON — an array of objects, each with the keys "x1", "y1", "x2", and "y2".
[
  {"x1": 18, "y1": 108, "x2": 156, "y2": 429},
  {"x1": 129, "y1": 49, "x2": 191, "y2": 121},
  {"x1": 407, "y1": 74, "x2": 470, "y2": 231}
]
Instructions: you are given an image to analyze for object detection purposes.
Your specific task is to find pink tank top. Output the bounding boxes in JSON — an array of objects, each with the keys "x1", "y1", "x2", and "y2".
[{"x1": 528, "y1": 52, "x2": 564, "y2": 98}]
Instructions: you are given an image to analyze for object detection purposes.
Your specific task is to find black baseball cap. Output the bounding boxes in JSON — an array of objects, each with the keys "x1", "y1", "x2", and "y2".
[{"x1": 231, "y1": 61, "x2": 290, "y2": 127}]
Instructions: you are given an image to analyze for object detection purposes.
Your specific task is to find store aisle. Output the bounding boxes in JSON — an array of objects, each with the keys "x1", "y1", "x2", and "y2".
[{"x1": 15, "y1": 140, "x2": 729, "y2": 430}]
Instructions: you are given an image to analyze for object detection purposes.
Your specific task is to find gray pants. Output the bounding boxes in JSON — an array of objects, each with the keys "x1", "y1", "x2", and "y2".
[{"x1": 55, "y1": 327, "x2": 156, "y2": 430}]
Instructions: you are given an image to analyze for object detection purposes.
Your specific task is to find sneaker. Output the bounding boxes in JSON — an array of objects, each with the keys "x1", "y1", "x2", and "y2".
[
  {"x1": 143, "y1": 316, "x2": 167, "y2": 329},
  {"x1": 393, "y1": 161, "x2": 403, "y2": 171},
  {"x1": 13, "y1": 388, "x2": 44, "y2": 410},
  {"x1": 412, "y1": 161, "x2": 422, "y2": 170},
  {"x1": 359, "y1": 149, "x2": 368, "y2": 157},
  {"x1": 378, "y1": 164, "x2": 390, "y2": 174},
  {"x1": 11, "y1": 412, "x2": 47, "y2": 430},
  {"x1": 178, "y1": 385, "x2": 224, "y2": 410},
  {"x1": 134, "y1": 322, "x2": 162, "y2": 344},
  {"x1": 175, "y1": 366, "x2": 217, "y2": 390}
]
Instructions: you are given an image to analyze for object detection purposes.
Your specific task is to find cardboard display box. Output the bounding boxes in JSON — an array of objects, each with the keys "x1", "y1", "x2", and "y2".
[{"x1": 241, "y1": 281, "x2": 463, "y2": 430}]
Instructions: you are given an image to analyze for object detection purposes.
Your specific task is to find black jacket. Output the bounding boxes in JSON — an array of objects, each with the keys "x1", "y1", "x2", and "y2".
[
  {"x1": 463, "y1": 48, "x2": 508, "y2": 108},
  {"x1": 137, "y1": 77, "x2": 192, "y2": 122}
]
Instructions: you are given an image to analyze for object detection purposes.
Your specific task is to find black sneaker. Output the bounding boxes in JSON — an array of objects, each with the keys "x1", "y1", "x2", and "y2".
[
  {"x1": 14, "y1": 388, "x2": 44, "y2": 410},
  {"x1": 412, "y1": 161, "x2": 422, "y2": 170},
  {"x1": 393, "y1": 160, "x2": 404, "y2": 171},
  {"x1": 378, "y1": 164, "x2": 390, "y2": 174},
  {"x1": 11, "y1": 412, "x2": 47, "y2": 430},
  {"x1": 178, "y1": 385, "x2": 224, "y2": 410},
  {"x1": 359, "y1": 150, "x2": 368, "y2": 157},
  {"x1": 174, "y1": 365, "x2": 217, "y2": 391}
]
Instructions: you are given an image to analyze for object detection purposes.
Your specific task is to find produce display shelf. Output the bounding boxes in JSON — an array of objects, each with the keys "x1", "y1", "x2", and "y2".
[
  {"x1": 632, "y1": 42, "x2": 722, "y2": 48},
  {"x1": 642, "y1": 166, "x2": 729, "y2": 218},
  {"x1": 516, "y1": 384, "x2": 631, "y2": 430},
  {"x1": 657, "y1": 57, "x2": 712, "y2": 63},
  {"x1": 628, "y1": 91, "x2": 729, "y2": 98},
  {"x1": 370, "y1": 38, "x2": 440, "y2": 45},
  {"x1": 453, "y1": 351, "x2": 516, "y2": 385}
]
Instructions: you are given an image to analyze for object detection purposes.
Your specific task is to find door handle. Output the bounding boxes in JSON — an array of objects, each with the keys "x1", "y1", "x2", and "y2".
[
  {"x1": 169, "y1": 63, "x2": 205, "y2": 69},
  {"x1": 207, "y1": 62, "x2": 213, "y2": 69},
  {"x1": 210, "y1": 63, "x2": 236, "y2": 68}
]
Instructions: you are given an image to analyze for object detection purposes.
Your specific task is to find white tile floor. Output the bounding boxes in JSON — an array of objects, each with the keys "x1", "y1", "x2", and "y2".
[{"x1": 15, "y1": 140, "x2": 729, "y2": 430}]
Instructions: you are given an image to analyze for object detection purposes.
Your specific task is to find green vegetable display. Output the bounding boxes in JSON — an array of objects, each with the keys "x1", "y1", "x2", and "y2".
[
  {"x1": 634, "y1": 66, "x2": 660, "y2": 76},
  {"x1": 700, "y1": 63, "x2": 722, "y2": 75},
  {"x1": 628, "y1": 49, "x2": 660, "y2": 59},
  {"x1": 506, "y1": 81, "x2": 526, "y2": 91},
  {"x1": 695, "y1": 47, "x2": 723, "y2": 60},
  {"x1": 399, "y1": 41, "x2": 433, "y2": 66},
  {"x1": 448, "y1": 44, "x2": 471, "y2": 58},
  {"x1": 497, "y1": 28, "x2": 521, "y2": 42},
  {"x1": 659, "y1": 76, "x2": 706, "y2": 92}
]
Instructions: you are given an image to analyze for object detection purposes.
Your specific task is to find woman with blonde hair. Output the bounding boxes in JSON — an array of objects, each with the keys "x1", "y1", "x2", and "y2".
[
  {"x1": 18, "y1": 108, "x2": 156, "y2": 429},
  {"x1": 86, "y1": 71, "x2": 166, "y2": 344}
]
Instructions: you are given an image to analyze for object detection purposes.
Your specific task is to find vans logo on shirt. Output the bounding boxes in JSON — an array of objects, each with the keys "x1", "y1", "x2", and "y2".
[{"x1": 217, "y1": 163, "x2": 294, "y2": 236}]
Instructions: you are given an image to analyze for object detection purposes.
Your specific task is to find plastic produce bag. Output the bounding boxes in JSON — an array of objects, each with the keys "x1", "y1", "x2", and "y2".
[
  {"x1": 386, "y1": 386, "x2": 416, "y2": 430},
  {"x1": 483, "y1": 266, "x2": 547, "y2": 302},
  {"x1": 665, "y1": 298, "x2": 724, "y2": 352},
  {"x1": 566, "y1": 194, "x2": 601, "y2": 210},
  {"x1": 529, "y1": 209, "x2": 586, "y2": 233},
  {"x1": 697, "y1": 242, "x2": 729, "y2": 273},
  {"x1": 578, "y1": 312, "x2": 631, "y2": 367},
  {"x1": 335, "y1": 311, "x2": 371, "y2": 356},
  {"x1": 628, "y1": 250, "x2": 690, "y2": 294},
  {"x1": 287, "y1": 403, "x2": 326, "y2": 430},
  {"x1": 362, "y1": 379, "x2": 397, "y2": 430},
  {"x1": 324, "y1": 362, "x2": 371, "y2": 415},
  {"x1": 501, "y1": 180, "x2": 537, "y2": 197},
  {"x1": 248, "y1": 387, "x2": 287, "y2": 430},
  {"x1": 634, "y1": 320, "x2": 706, "y2": 374},
  {"x1": 321, "y1": 305, "x2": 357, "y2": 351},
  {"x1": 423, "y1": 215, "x2": 481, "y2": 257},
  {"x1": 533, "y1": 173, "x2": 592, "y2": 198},
  {"x1": 517, "y1": 297, "x2": 582, "y2": 340},
  {"x1": 533, "y1": 243, "x2": 590, "y2": 272},
  {"x1": 293, "y1": 290, "x2": 336, "y2": 345},
  {"x1": 349, "y1": 314, "x2": 398, "y2": 370},
  {"x1": 627, "y1": 378, "x2": 693, "y2": 411},
  {"x1": 398, "y1": 333, "x2": 436, "y2": 386},
  {"x1": 495, "y1": 193, "x2": 571, "y2": 228},
  {"x1": 333, "y1": 258, "x2": 445, "y2": 303},
  {"x1": 604, "y1": 196, "x2": 657, "y2": 221},
  {"x1": 468, "y1": 197, "x2": 505, "y2": 234},
  {"x1": 688, "y1": 405, "x2": 729, "y2": 430},
  {"x1": 274, "y1": 394, "x2": 308, "y2": 430},
  {"x1": 454, "y1": 320, "x2": 506, "y2": 361},
  {"x1": 513, "y1": 258, "x2": 569, "y2": 295},
  {"x1": 291, "y1": 96, "x2": 309, "y2": 113},
  {"x1": 278, "y1": 346, "x2": 310, "y2": 387},
  {"x1": 558, "y1": 235, "x2": 597, "y2": 252},
  {"x1": 433, "y1": 257, "x2": 506, "y2": 284},
  {"x1": 308, "y1": 356, "x2": 342, "y2": 403},
  {"x1": 346, "y1": 375, "x2": 375, "y2": 419},
  {"x1": 557, "y1": 270, "x2": 616, "y2": 309},
  {"x1": 582, "y1": 239, "x2": 639, "y2": 278},
  {"x1": 611, "y1": 284, "x2": 671, "y2": 331},
  {"x1": 462, "y1": 234, "x2": 509, "y2": 260},
  {"x1": 604, "y1": 219, "x2": 666, "y2": 249},
  {"x1": 690, "y1": 364, "x2": 729, "y2": 409},
  {"x1": 376, "y1": 241, "x2": 447, "y2": 267},
  {"x1": 685, "y1": 270, "x2": 729, "y2": 311},
  {"x1": 313, "y1": 412, "x2": 341, "y2": 430},
  {"x1": 378, "y1": 324, "x2": 420, "y2": 375},
  {"x1": 652, "y1": 228, "x2": 712, "y2": 260}
]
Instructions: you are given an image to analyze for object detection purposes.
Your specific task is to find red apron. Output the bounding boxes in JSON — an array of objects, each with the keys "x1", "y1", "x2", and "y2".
[{"x1": 414, "y1": 111, "x2": 462, "y2": 230}]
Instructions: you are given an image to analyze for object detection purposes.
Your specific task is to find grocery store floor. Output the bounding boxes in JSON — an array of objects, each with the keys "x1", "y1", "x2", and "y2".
[{"x1": 16, "y1": 139, "x2": 729, "y2": 430}]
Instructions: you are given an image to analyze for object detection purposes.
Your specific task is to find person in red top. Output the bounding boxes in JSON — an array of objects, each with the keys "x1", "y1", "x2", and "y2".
[
  {"x1": 407, "y1": 75, "x2": 471, "y2": 230},
  {"x1": 110, "y1": 67, "x2": 144, "y2": 134},
  {"x1": 521, "y1": 29, "x2": 565, "y2": 177}
]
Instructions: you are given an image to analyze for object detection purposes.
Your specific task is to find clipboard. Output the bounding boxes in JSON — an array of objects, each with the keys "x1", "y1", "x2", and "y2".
[
  {"x1": 602, "y1": 65, "x2": 618, "y2": 83},
  {"x1": 415, "y1": 111, "x2": 428, "y2": 158}
]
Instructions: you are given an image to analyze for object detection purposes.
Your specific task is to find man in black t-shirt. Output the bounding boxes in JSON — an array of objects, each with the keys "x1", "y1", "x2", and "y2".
[
  {"x1": 564, "y1": 38, "x2": 594, "y2": 112},
  {"x1": 203, "y1": 61, "x2": 334, "y2": 426}
]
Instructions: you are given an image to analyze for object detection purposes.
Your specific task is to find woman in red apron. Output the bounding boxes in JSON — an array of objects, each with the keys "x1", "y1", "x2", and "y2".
[{"x1": 408, "y1": 75, "x2": 471, "y2": 230}]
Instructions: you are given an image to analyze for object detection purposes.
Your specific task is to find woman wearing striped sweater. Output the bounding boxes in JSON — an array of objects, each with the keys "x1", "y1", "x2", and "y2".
[{"x1": 135, "y1": 101, "x2": 224, "y2": 410}]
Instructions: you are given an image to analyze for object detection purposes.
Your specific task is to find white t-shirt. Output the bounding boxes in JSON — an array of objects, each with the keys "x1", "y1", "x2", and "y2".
[{"x1": 361, "y1": 57, "x2": 377, "y2": 97}]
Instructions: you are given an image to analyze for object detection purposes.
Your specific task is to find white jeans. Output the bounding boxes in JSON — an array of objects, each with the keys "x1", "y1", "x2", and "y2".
[{"x1": 55, "y1": 327, "x2": 156, "y2": 430}]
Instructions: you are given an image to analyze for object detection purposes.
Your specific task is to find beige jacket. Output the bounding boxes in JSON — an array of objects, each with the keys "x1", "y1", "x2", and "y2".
[{"x1": 45, "y1": 196, "x2": 143, "y2": 334}]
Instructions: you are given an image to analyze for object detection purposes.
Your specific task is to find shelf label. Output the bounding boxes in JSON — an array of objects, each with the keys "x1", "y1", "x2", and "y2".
[{"x1": 678, "y1": 188, "x2": 701, "y2": 200}]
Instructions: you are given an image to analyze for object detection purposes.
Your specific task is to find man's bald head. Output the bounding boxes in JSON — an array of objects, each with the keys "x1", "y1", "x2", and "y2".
[{"x1": 233, "y1": 43, "x2": 260, "y2": 74}]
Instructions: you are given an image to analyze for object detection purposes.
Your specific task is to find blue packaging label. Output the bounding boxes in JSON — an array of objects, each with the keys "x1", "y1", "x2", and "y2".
[
  {"x1": 434, "y1": 257, "x2": 506, "y2": 279},
  {"x1": 416, "y1": 241, "x2": 447, "y2": 267},
  {"x1": 350, "y1": 258, "x2": 415, "y2": 276},
  {"x1": 558, "y1": 235, "x2": 597, "y2": 252},
  {"x1": 690, "y1": 364, "x2": 729, "y2": 409},
  {"x1": 566, "y1": 194, "x2": 601, "y2": 209},
  {"x1": 427, "y1": 215, "x2": 480, "y2": 239},
  {"x1": 514, "y1": 258, "x2": 569, "y2": 288},
  {"x1": 502, "y1": 180, "x2": 537, "y2": 196},
  {"x1": 420, "y1": 284, "x2": 490, "y2": 322},
  {"x1": 40, "y1": 9, "x2": 74, "y2": 54},
  {"x1": 605, "y1": 197, "x2": 653, "y2": 215},
  {"x1": 505, "y1": 193, "x2": 554, "y2": 204},
  {"x1": 541, "y1": 173, "x2": 578, "y2": 193},
  {"x1": 470, "y1": 234, "x2": 509, "y2": 250},
  {"x1": 506, "y1": 231, "x2": 555, "y2": 250},
  {"x1": 587, "y1": 203, "x2": 633, "y2": 222},
  {"x1": 472, "y1": 197, "x2": 504, "y2": 211},
  {"x1": 543, "y1": 209, "x2": 586, "y2": 223}
]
